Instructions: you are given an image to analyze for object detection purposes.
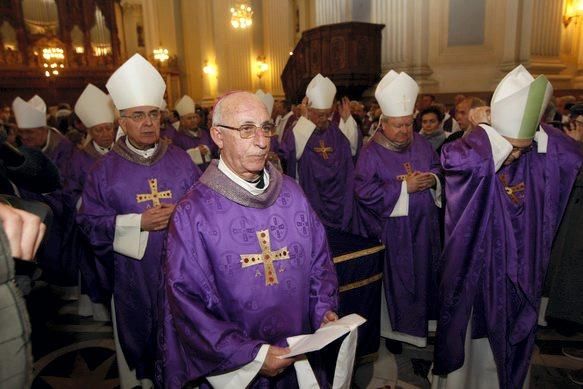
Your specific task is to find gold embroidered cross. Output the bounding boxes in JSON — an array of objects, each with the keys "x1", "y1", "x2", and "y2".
[
  {"x1": 400, "y1": 95, "x2": 411, "y2": 111},
  {"x1": 136, "y1": 178, "x2": 172, "y2": 207},
  {"x1": 396, "y1": 162, "x2": 414, "y2": 181},
  {"x1": 240, "y1": 229, "x2": 290, "y2": 286},
  {"x1": 314, "y1": 140, "x2": 333, "y2": 160},
  {"x1": 499, "y1": 174, "x2": 525, "y2": 205}
]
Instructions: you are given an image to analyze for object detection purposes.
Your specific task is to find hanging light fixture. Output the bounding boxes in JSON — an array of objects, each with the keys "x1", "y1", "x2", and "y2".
[{"x1": 230, "y1": 3, "x2": 253, "y2": 29}]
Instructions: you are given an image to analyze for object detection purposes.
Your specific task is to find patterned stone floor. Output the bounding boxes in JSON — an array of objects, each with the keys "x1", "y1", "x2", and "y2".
[{"x1": 27, "y1": 285, "x2": 583, "y2": 388}]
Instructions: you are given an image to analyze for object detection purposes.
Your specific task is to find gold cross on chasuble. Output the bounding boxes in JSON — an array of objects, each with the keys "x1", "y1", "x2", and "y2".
[
  {"x1": 136, "y1": 178, "x2": 173, "y2": 207},
  {"x1": 396, "y1": 162, "x2": 414, "y2": 181},
  {"x1": 499, "y1": 174, "x2": 525, "y2": 205},
  {"x1": 240, "y1": 229, "x2": 290, "y2": 286},
  {"x1": 314, "y1": 140, "x2": 333, "y2": 160}
]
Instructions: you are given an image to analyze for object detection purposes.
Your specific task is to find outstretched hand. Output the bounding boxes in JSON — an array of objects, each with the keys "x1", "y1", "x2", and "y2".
[{"x1": 339, "y1": 96, "x2": 351, "y2": 122}]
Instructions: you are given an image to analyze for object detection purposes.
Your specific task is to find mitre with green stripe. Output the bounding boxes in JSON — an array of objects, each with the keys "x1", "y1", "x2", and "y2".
[{"x1": 491, "y1": 65, "x2": 553, "y2": 140}]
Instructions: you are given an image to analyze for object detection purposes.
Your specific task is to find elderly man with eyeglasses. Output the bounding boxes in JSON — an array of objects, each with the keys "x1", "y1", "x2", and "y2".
[
  {"x1": 77, "y1": 54, "x2": 201, "y2": 389},
  {"x1": 156, "y1": 91, "x2": 364, "y2": 388}
]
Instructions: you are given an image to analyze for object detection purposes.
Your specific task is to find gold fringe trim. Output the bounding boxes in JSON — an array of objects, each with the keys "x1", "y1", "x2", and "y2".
[
  {"x1": 339, "y1": 273, "x2": 383, "y2": 293},
  {"x1": 333, "y1": 245, "x2": 385, "y2": 264}
]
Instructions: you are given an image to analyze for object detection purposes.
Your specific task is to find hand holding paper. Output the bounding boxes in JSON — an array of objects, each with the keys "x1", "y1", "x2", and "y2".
[{"x1": 278, "y1": 313, "x2": 366, "y2": 359}]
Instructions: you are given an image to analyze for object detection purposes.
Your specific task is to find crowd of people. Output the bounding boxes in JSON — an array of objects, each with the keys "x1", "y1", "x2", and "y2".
[{"x1": 0, "y1": 53, "x2": 582, "y2": 389}]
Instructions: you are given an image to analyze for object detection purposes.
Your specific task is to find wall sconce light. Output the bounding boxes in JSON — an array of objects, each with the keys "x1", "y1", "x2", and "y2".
[
  {"x1": 153, "y1": 47, "x2": 169, "y2": 62},
  {"x1": 203, "y1": 60, "x2": 217, "y2": 76},
  {"x1": 74, "y1": 46, "x2": 84, "y2": 54},
  {"x1": 256, "y1": 56, "x2": 268, "y2": 79},
  {"x1": 564, "y1": 0, "x2": 583, "y2": 27}
]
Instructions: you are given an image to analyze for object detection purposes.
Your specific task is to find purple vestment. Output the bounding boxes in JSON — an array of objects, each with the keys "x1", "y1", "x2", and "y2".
[
  {"x1": 280, "y1": 122, "x2": 355, "y2": 231},
  {"x1": 354, "y1": 132, "x2": 442, "y2": 338},
  {"x1": 434, "y1": 125, "x2": 583, "y2": 388},
  {"x1": 160, "y1": 123, "x2": 178, "y2": 143},
  {"x1": 19, "y1": 129, "x2": 77, "y2": 285},
  {"x1": 66, "y1": 143, "x2": 111, "y2": 302},
  {"x1": 158, "y1": 160, "x2": 338, "y2": 388},
  {"x1": 77, "y1": 138, "x2": 201, "y2": 379},
  {"x1": 172, "y1": 127, "x2": 216, "y2": 170}
]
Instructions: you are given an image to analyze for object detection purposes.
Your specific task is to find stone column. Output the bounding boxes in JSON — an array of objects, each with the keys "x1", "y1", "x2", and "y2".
[
  {"x1": 262, "y1": 0, "x2": 295, "y2": 97},
  {"x1": 498, "y1": 0, "x2": 532, "y2": 74},
  {"x1": 212, "y1": 0, "x2": 254, "y2": 93},
  {"x1": 371, "y1": 0, "x2": 436, "y2": 88},
  {"x1": 530, "y1": 0, "x2": 568, "y2": 83},
  {"x1": 140, "y1": 0, "x2": 160, "y2": 56},
  {"x1": 314, "y1": 0, "x2": 348, "y2": 26}
]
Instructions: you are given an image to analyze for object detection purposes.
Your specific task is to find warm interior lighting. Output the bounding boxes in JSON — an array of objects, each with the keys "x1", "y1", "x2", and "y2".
[
  {"x1": 93, "y1": 45, "x2": 111, "y2": 56},
  {"x1": 153, "y1": 47, "x2": 169, "y2": 62},
  {"x1": 564, "y1": 0, "x2": 583, "y2": 27},
  {"x1": 74, "y1": 46, "x2": 84, "y2": 54},
  {"x1": 256, "y1": 56, "x2": 268, "y2": 79},
  {"x1": 203, "y1": 60, "x2": 217, "y2": 76},
  {"x1": 41, "y1": 47, "x2": 64, "y2": 78},
  {"x1": 230, "y1": 3, "x2": 253, "y2": 29}
]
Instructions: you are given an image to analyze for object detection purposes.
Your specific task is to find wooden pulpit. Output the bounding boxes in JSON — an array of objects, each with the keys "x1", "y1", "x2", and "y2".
[{"x1": 281, "y1": 22, "x2": 384, "y2": 103}]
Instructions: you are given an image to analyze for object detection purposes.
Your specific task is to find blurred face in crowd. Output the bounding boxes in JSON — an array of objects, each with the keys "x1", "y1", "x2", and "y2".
[
  {"x1": 211, "y1": 92, "x2": 271, "y2": 181},
  {"x1": 455, "y1": 100, "x2": 471, "y2": 130},
  {"x1": 272, "y1": 101, "x2": 284, "y2": 119},
  {"x1": 17, "y1": 127, "x2": 49, "y2": 149},
  {"x1": 180, "y1": 112, "x2": 202, "y2": 131},
  {"x1": 418, "y1": 95, "x2": 434, "y2": 111},
  {"x1": 381, "y1": 115, "x2": 413, "y2": 146},
  {"x1": 119, "y1": 105, "x2": 161, "y2": 149},
  {"x1": 89, "y1": 122, "x2": 115, "y2": 148},
  {"x1": 0, "y1": 106, "x2": 10, "y2": 122},
  {"x1": 421, "y1": 112, "x2": 441, "y2": 134},
  {"x1": 308, "y1": 107, "x2": 331, "y2": 129},
  {"x1": 350, "y1": 101, "x2": 365, "y2": 119}
]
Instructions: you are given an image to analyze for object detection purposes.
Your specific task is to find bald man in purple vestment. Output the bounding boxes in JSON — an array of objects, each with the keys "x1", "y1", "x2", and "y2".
[
  {"x1": 158, "y1": 91, "x2": 342, "y2": 388},
  {"x1": 354, "y1": 70, "x2": 442, "y2": 359},
  {"x1": 433, "y1": 66, "x2": 583, "y2": 389}
]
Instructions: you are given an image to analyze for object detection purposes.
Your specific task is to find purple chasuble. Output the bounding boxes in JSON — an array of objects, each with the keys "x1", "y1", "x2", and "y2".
[
  {"x1": 354, "y1": 132, "x2": 442, "y2": 337},
  {"x1": 280, "y1": 122, "x2": 355, "y2": 231},
  {"x1": 19, "y1": 129, "x2": 77, "y2": 285},
  {"x1": 434, "y1": 125, "x2": 583, "y2": 388},
  {"x1": 160, "y1": 123, "x2": 178, "y2": 143},
  {"x1": 158, "y1": 160, "x2": 338, "y2": 388},
  {"x1": 65, "y1": 144, "x2": 111, "y2": 302},
  {"x1": 172, "y1": 127, "x2": 217, "y2": 170},
  {"x1": 77, "y1": 138, "x2": 201, "y2": 379}
]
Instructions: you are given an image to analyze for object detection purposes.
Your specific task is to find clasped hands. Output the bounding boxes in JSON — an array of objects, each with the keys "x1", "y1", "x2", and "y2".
[
  {"x1": 260, "y1": 311, "x2": 338, "y2": 377},
  {"x1": 406, "y1": 171, "x2": 436, "y2": 193},
  {"x1": 140, "y1": 203, "x2": 175, "y2": 231}
]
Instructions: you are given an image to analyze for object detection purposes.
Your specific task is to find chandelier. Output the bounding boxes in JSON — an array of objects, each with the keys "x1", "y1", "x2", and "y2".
[
  {"x1": 230, "y1": 3, "x2": 253, "y2": 29},
  {"x1": 41, "y1": 47, "x2": 64, "y2": 77},
  {"x1": 153, "y1": 47, "x2": 169, "y2": 62}
]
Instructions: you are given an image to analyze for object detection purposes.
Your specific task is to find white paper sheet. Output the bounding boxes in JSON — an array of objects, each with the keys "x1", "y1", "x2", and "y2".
[{"x1": 278, "y1": 314, "x2": 366, "y2": 359}]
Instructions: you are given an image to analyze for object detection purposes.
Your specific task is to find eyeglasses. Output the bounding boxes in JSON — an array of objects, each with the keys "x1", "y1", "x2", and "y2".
[
  {"x1": 216, "y1": 122, "x2": 276, "y2": 139},
  {"x1": 121, "y1": 110, "x2": 161, "y2": 122}
]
